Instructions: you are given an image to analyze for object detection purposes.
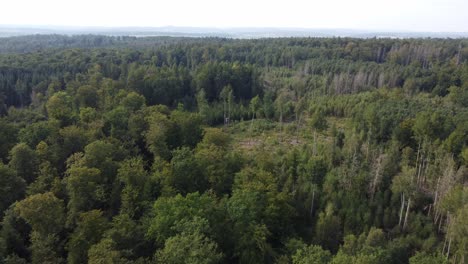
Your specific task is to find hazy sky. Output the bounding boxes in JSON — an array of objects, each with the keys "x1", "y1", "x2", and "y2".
[{"x1": 1, "y1": 0, "x2": 467, "y2": 32}]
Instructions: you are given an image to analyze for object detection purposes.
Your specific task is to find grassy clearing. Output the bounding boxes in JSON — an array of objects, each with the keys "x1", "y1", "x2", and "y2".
[{"x1": 226, "y1": 117, "x2": 350, "y2": 154}]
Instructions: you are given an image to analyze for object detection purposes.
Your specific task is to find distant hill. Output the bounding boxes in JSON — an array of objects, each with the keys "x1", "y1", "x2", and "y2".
[{"x1": 1, "y1": 25, "x2": 468, "y2": 39}]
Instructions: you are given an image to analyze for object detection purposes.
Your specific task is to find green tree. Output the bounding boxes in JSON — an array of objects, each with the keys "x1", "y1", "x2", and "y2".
[
  {"x1": 147, "y1": 192, "x2": 222, "y2": 245},
  {"x1": 165, "y1": 147, "x2": 205, "y2": 194},
  {"x1": 310, "y1": 109, "x2": 328, "y2": 132},
  {"x1": 447, "y1": 85, "x2": 468, "y2": 107},
  {"x1": 196, "y1": 89, "x2": 210, "y2": 123},
  {"x1": 29, "y1": 231, "x2": 64, "y2": 264},
  {"x1": 76, "y1": 85, "x2": 98, "y2": 108},
  {"x1": 59, "y1": 125, "x2": 90, "y2": 159},
  {"x1": 46, "y1": 91, "x2": 74, "y2": 125},
  {"x1": 120, "y1": 91, "x2": 146, "y2": 112},
  {"x1": 117, "y1": 157, "x2": 149, "y2": 218},
  {"x1": 15, "y1": 193, "x2": 65, "y2": 264},
  {"x1": 144, "y1": 112, "x2": 173, "y2": 159},
  {"x1": 102, "y1": 213, "x2": 151, "y2": 260},
  {"x1": 249, "y1": 95, "x2": 261, "y2": 122},
  {"x1": 65, "y1": 166, "x2": 103, "y2": 224},
  {"x1": 87, "y1": 238, "x2": 126, "y2": 264},
  {"x1": 82, "y1": 140, "x2": 123, "y2": 180},
  {"x1": 315, "y1": 203, "x2": 342, "y2": 252},
  {"x1": 8, "y1": 143, "x2": 39, "y2": 184},
  {"x1": 67, "y1": 210, "x2": 109, "y2": 264},
  {"x1": 0, "y1": 208, "x2": 30, "y2": 261},
  {"x1": 409, "y1": 252, "x2": 448, "y2": 264},
  {"x1": 171, "y1": 110, "x2": 203, "y2": 148},
  {"x1": 156, "y1": 231, "x2": 223, "y2": 264},
  {"x1": 227, "y1": 168, "x2": 294, "y2": 263},
  {"x1": 446, "y1": 203, "x2": 468, "y2": 262},
  {"x1": 195, "y1": 144, "x2": 239, "y2": 195},
  {"x1": 292, "y1": 245, "x2": 332, "y2": 264},
  {"x1": 0, "y1": 163, "x2": 25, "y2": 214},
  {"x1": 220, "y1": 85, "x2": 233, "y2": 125},
  {"x1": 14, "y1": 192, "x2": 65, "y2": 235},
  {"x1": 199, "y1": 128, "x2": 231, "y2": 148},
  {"x1": 0, "y1": 118, "x2": 18, "y2": 161}
]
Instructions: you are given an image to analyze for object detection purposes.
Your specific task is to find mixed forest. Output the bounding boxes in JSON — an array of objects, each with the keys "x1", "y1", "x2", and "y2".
[{"x1": 0, "y1": 35, "x2": 467, "y2": 263}]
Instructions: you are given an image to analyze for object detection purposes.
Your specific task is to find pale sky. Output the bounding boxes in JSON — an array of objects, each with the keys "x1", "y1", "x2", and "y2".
[{"x1": 1, "y1": 0, "x2": 467, "y2": 32}]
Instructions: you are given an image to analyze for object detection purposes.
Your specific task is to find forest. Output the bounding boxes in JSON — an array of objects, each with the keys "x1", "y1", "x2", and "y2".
[{"x1": 0, "y1": 34, "x2": 467, "y2": 264}]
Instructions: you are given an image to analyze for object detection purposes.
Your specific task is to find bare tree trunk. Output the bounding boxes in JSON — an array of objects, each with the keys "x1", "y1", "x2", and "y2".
[
  {"x1": 447, "y1": 237, "x2": 452, "y2": 260},
  {"x1": 370, "y1": 152, "x2": 383, "y2": 200},
  {"x1": 438, "y1": 213, "x2": 445, "y2": 232},
  {"x1": 434, "y1": 176, "x2": 441, "y2": 207},
  {"x1": 399, "y1": 193, "x2": 405, "y2": 227},
  {"x1": 423, "y1": 158, "x2": 429, "y2": 184},
  {"x1": 403, "y1": 198, "x2": 411, "y2": 230}
]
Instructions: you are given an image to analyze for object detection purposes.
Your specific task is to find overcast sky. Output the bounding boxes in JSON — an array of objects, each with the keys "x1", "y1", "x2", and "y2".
[{"x1": 1, "y1": 0, "x2": 467, "y2": 32}]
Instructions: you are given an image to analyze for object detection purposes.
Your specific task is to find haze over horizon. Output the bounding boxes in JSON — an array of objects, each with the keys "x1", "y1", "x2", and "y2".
[{"x1": 1, "y1": 0, "x2": 467, "y2": 33}]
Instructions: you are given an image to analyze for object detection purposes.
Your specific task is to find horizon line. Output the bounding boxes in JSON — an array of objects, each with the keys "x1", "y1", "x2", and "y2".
[{"x1": 1, "y1": 24, "x2": 468, "y2": 34}]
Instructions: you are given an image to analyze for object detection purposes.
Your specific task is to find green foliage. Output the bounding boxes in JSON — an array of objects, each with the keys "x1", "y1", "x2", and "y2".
[
  {"x1": 76, "y1": 85, "x2": 98, "y2": 108},
  {"x1": 156, "y1": 232, "x2": 223, "y2": 264},
  {"x1": 448, "y1": 85, "x2": 468, "y2": 107},
  {"x1": 8, "y1": 143, "x2": 39, "y2": 183},
  {"x1": 310, "y1": 110, "x2": 328, "y2": 131},
  {"x1": 409, "y1": 252, "x2": 448, "y2": 264},
  {"x1": 163, "y1": 147, "x2": 206, "y2": 194},
  {"x1": 46, "y1": 92, "x2": 74, "y2": 125},
  {"x1": 67, "y1": 210, "x2": 109, "y2": 264},
  {"x1": 0, "y1": 36, "x2": 467, "y2": 264},
  {"x1": 17, "y1": 121, "x2": 58, "y2": 149},
  {"x1": 170, "y1": 110, "x2": 203, "y2": 148},
  {"x1": 147, "y1": 192, "x2": 221, "y2": 245},
  {"x1": 0, "y1": 208, "x2": 30, "y2": 261},
  {"x1": 200, "y1": 128, "x2": 231, "y2": 149},
  {"x1": 29, "y1": 231, "x2": 64, "y2": 264},
  {"x1": 87, "y1": 238, "x2": 126, "y2": 264},
  {"x1": 121, "y1": 92, "x2": 146, "y2": 112},
  {"x1": 14, "y1": 192, "x2": 65, "y2": 235},
  {"x1": 65, "y1": 166, "x2": 103, "y2": 224},
  {"x1": 102, "y1": 213, "x2": 151, "y2": 260},
  {"x1": 315, "y1": 203, "x2": 342, "y2": 252},
  {"x1": 462, "y1": 147, "x2": 468, "y2": 166},
  {"x1": 117, "y1": 157, "x2": 150, "y2": 217},
  {"x1": 292, "y1": 245, "x2": 332, "y2": 264},
  {"x1": 0, "y1": 118, "x2": 18, "y2": 161},
  {"x1": 227, "y1": 167, "x2": 294, "y2": 263},
  {"x1": 0, "y1": 163, "x2": 25, "y2": 215},
  {"x1": 144, "y1": 111, "x2": 173, "y2": 159}
]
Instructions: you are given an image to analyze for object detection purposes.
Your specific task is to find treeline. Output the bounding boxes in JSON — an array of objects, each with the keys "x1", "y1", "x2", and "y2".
[
  {"x1": 1, "y1": 36, "x2": 467, "y2": 110},
  {"x1": 0, "y1": 35, "x2": 467, "y2": 263}
]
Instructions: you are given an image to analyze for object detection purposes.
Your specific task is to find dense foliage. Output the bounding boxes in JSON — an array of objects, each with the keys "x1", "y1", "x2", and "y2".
[{"x1": 0, "y1": 35, "x2": 467, "y2": 263}]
